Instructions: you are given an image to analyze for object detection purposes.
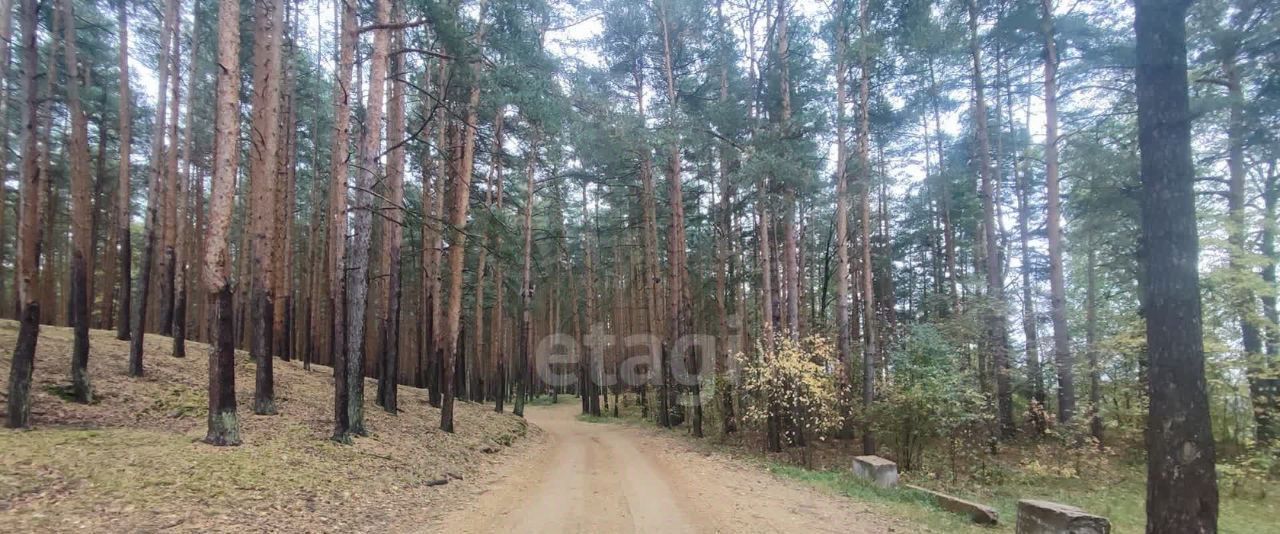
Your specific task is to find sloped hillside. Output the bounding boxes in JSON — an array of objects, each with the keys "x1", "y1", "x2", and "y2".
[{"x1": 0, "y1": 320, "x2": 540, "y2": 532}]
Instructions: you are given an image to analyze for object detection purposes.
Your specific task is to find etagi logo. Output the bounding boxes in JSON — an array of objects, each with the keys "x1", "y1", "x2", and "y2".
[{"x1": 530, "y1": 316, "x2": 747, "y2": 407}]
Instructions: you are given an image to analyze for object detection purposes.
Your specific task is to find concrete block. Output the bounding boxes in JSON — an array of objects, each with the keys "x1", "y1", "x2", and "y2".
[
  {"x1": 1016, "y1": 499, "x2": 1110, "y2": 534},
  {"x1": 851, "y1": 455, "x2": 899, "y2": 488},
  {"x1": 905, "y1": 484, "x2": 999, "y2": 525}
]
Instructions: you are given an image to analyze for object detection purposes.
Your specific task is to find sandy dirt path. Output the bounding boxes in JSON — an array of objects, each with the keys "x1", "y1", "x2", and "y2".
[{"x1": 437, "y1": 402, "x2": 897, "y2": 533}]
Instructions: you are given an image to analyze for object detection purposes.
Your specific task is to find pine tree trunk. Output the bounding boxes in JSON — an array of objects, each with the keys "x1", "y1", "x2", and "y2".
[
  {"x1": 248, "y1": 0, "x2": 285, "y2": 415},
  {"x1": 582, "y1": 185, "x2": 601, "y2": 418},
  {"x1": 658, "y1": 2, "x2": 695, "y2": 435},
  {"x1": 630, "y1": 62, "x2": 666, "y2": 427},
  {"x1": 1134, "y1": 1, "x2": 1218, "y2": 530},
  {"x1": 972, "y1": 0, "x2": 1012, "y2": 436},
  {"x1": 329, "y1": 0, "x2": 356, "y2": 443},
  {"x1": 515, "y1": 134, "x2": 538, "y2": 419},
  {"x1": 173, "y1": 13, "x2": 201, "y2": 359},
  {"x1": 194, "y1": 169, "x2": 207, "y2": 344},
  {"x1": 90, "y1": 107, "x2": 108, "y2": 330},
  {"x1": 758, "y1": 186, "x2": 781, "y2": 453},
  {"x1": 714, "y1": 0, "x2": 737, "y2": 434},
  {"x1": 1085, "y1": 240, "x2": 1102, "y2": 444},
  {"x1": 1258, "y1": 171, "x2": 1279, "y2": 446},
  {"x1": 3, "y1": 0, "x2": 42, "y2": 428},
  {"x1": 129, "y1": 0, "x2": 179, "y2": 376},
  {"x1": 37, "y1": 111, "x2": 56, "y2": 327},
  {"x1": 1017, "y1": 148, "x2": 1043, "y2": 408},
  {"x1": 1041, "y1": 0, "x2": 1075, "y2": 423},
  {"x1": 777, "y1": 0, "x2": 798, "y2": 344},
  {"x1": 832, "y1": 0, "x2": 852, "y2": 397},
  {"x1": 857, "y1": 0, "x2": 878, "y2": 455},
  {"x1": 468, "y1": 109, "x2": 502, "y2": 407},
  {"x1": 491, "y1": 109, "x2": 507, "y2": 413},
  {"x1": 61, "y1": 0, "x2": 93, "y2": 404},
  {"x1": 0, "y1": 0, "x2": 12, "y2": 314},
  {"x1": 926, "y1": 57, "x2": 959, "y2": 313},
  {"x1": 157, "y1": 9, "x2": 182, "y2": 338},
  {"x1": 430, "y1": 125, "x2": 451, "y2": 399},
  {"x1": 377, "y1": 25, "x2": 406, "y2": 414},
  {"x1": 204, "y1": 0, "x2": 244, "y2": 446},
  {"x1": 437, "y1": 6, "x2": 491, "y2": 432},
  {"x1": 347, "y1": 0, "x2": 391, "y2": 436},
  {"x1": 274, "y1": 4, "x2": 296, "y2": 362}
]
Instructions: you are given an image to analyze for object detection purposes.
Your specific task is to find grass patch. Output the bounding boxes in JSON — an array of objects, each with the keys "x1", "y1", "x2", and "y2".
[
  {"x1": 525, "y1": 395, "x2": 564, "y2": 406},
  {"x1": 767, "y1": 458, "x2": 1277, "y2": 533},
  {"x1": 142, "y1": 385, "x2": 205, "y2": 418},
  {"x1": 576, "y1": 413, "x2": 624, "y2": 424},
  {"x1": 597, "y1": 392, "x2": 1278, "y2": 534},
  {"x1": 768, "y1": 465, "x2": 999, "y2": 533},
  {"x1": 43, "y1": 384, "x2": 84, "y2": 403}
]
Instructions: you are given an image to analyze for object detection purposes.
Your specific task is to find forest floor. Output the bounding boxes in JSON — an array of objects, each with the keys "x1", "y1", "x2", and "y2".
[
  {"x1": 434, "y1": 400, "x2": 906, "y2": 533},
  {"x1": 0, "y1": 321, "x2": 542, "y2": 532}
]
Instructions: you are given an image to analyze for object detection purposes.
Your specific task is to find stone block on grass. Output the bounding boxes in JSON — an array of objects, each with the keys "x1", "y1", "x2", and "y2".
[
  {"x1": 1016, "y1": 499, "x2": 1110, "y2": 534},
  {"x1": 905, "y1": 484, "x2": 999, "y2": 525},
  {"x1": 852, "y1": 455, "x2": 899, "y2": 488}
]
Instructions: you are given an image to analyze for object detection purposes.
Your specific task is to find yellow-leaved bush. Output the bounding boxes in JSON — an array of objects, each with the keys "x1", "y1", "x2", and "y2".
[{"x1": 737, "y1": 333, "x2": 847, "y2": 445}]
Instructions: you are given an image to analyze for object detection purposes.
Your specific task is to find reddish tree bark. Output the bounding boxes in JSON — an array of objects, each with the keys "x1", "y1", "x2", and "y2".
[
  {"x1": 248, "y1": 0, "x2": 286, "y2": 415},
  {"x1": 62, "y1": 0, "x2": 93, "y2": 403},
  {"x1": 204, "y1": 0, "x2": 244, "y2": 446},
  {"x1": 4, "y1": 0, "x2": 42, "y2": 428},
  {"x1": 129, "y1": 0, "x2": 179, "y2": 376}
]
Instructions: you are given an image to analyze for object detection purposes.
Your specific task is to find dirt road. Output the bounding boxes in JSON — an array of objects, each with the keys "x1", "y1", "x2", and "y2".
[{"x1": 438, "y1": 402, "x2": 895, "y2": 533}]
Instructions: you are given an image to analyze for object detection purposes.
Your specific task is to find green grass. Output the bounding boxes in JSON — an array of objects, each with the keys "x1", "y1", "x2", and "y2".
[
  {"x1": 524, "y1": 395, "x2": 563, "y2": 406},
  {"x1": 767, "y1": 459, "x2": 1278, "y2": 533},
  {"x1": 589, "y1": 393, "x2": 1280, "y2": 533},
  {"x1": 576, "y1": 413, "x2": 624, "y2": 424},
  {"x1": 768, "y1": 465, "x2": 1003, "y2": 533}
]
